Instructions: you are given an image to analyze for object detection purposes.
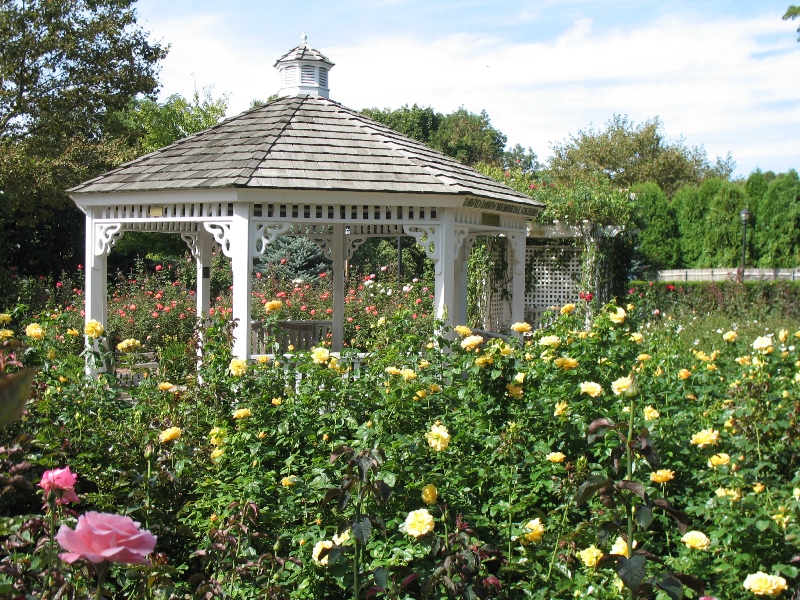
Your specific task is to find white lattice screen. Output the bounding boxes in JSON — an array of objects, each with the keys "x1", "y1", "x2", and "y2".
[{"x1": 485, "y1": 244, "x2": 581, "y2": 330}]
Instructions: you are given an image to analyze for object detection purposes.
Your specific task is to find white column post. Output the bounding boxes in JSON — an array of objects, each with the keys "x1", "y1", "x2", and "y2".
[
  {"x1": 230, "y1": 204, "x2": 253, "y2": 360},
  {"x1": 455, "y1": 235, "x2": 472, "y2": 326},
  {"x1": 509, "y1": 231, "x2": 527, "y2": 327},
  {"x1": 196, "y1": 228, "x2": 213, "y2": 319},
  {"x1": 84, "y1": 209, "x2": 107, "y2": 329},
  {"x1": 332, "y1": 224, "x2": 345, "y2": 351},
  {"x1": 434, "y1": 211, "x2": 457, "y2": 327}
]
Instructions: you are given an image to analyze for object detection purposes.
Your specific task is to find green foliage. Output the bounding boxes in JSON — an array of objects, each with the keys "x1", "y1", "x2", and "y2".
[
  {"x1": 257, "y1": 237, "x2": 331, "y2": 281},
  {"x1": 753, "y1": 170, "x2": 800, "y2": 268},
  {"x1": 547, "y1": 114, "x2": 734, "y2": 197},
  {"x1": 361, "y1": 104, "x2": 506, "y2": 166},
  {"x1": 632, "y1": 182, "x2": 681, "y2": 270},
  {"x1": 784, "y1": 5, "x2": 800, "y2": 40},
  {"x1": 112, "y1": 89, "x2": 229, "y2": 154}
]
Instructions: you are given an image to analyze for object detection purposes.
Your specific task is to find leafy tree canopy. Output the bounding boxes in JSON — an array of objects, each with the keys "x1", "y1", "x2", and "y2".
[
  {"x1": 361, "y1": 104, "x2": 507, "y2": 166},
  {"x1": 112, "y1": 88, "x2": 229, "y2": 154},
  {"x1": 0, "y1": 0, "x2": 167, "y2": 143},
  {"x1": 547, "y1": 114, "x2": 734, "y2": 197},
  {"x1": 784, "y1": 5, "x2": 800, "y2": 40}
]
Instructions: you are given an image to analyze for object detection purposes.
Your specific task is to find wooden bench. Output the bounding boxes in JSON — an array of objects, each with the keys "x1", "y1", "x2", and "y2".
[{"x1": 251, "y1": 320, "x2": 332, "y2": 355}]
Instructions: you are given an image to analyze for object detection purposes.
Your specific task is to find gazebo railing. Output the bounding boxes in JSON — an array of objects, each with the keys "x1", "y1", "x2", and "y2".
[{"x1": 251, "y1": 320, "x2": 333, "y2": 355}]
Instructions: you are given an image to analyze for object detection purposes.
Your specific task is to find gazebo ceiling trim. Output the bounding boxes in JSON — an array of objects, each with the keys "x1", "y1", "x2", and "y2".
[{"x1": 69, "y1": 95, "x2": 542, "y2": 211}]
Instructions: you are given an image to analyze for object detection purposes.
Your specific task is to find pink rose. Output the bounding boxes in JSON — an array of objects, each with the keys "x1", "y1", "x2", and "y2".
[
  {"x1": 39, "y1": 467, "x2": 79, "y2": 505},
  {"x1": 57, "y1": 512, "x2": 156, "y2": 565}
]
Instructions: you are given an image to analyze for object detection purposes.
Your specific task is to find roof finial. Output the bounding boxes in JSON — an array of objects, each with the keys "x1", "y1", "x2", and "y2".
[{"x1": 301, "y1": 31, "x2": 307, "y2": 46}]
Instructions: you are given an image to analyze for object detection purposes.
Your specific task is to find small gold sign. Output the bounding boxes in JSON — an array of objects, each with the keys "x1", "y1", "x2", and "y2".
[
  {"x1": 149, "y1": 206, "x2": 163, "y2": 217},
  {"x1": 481, "y1": 213, "x2": 500, "y2": 227}
]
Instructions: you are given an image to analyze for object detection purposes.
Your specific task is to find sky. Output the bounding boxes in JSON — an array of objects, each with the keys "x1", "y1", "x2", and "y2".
[{"x1": 135, "y1": 0, "x2": 800, "y2": 178}]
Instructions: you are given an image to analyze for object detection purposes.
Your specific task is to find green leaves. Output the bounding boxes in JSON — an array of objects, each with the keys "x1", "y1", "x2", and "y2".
[{"x1": 0, "y1": 369, "x2": 35, "y2": 429}]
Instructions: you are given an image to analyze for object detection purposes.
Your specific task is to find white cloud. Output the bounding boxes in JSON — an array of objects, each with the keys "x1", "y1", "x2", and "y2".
[{"x1": 147, "y1": 9, "x2": 800, "y2": 176}]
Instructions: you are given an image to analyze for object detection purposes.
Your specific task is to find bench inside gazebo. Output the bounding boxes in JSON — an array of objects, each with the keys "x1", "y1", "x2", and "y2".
[{"x1": 70, "y1": 36, "x2": 543, "y2": 362}]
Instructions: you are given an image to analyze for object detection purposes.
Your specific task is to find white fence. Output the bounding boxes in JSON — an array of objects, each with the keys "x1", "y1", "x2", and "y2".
[{"x1": 658, "y1": 269, "x2": 800, "y2": 282}]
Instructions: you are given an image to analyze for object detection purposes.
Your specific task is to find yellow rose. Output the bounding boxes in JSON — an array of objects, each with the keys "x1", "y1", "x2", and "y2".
[
  {"x1": 159, "y1": 426, "x2": 181, "y2": 443},
  {"x1": 539, "y1": 335, "x2": 561, "y2": 348},
  {"x1": 229, "y1": 358, "x2": 248, "y2": 377},
  {"x1": 400, "y1": 368, "x2": 417, "y2": 381},
  {"x1": 506, "y1": 384, "x2": 523, "y2": 399},
  {"x1": 577, "y1": 545, "x2": 603, "y2": 568},
  {"x1": 690, "y1": 428, "x2": 719, "y2": 448},
  {"x1": 611, "y1": 376, "x2": 632, "y2": 396},
  {"x1": 553, "y1": 401, "x2": 569, "y2": 417},
  {"x1": 25, "y1": 323, "x2": 44, "y2": 340},
  {"x1": 403, "y1": 508, "x2": 435, "y2": 537},
  {"x1": 511, "y1": 322, "x2": 532, "y2": 333},
  {"x1": 637, "y1": 353, "x2": 651, "y2": 362},
  {"x1": 264, "y1": 300, "x2": 283, "y2": 313},
  {"x1": 560, "y1": 303, "x2": 576, "y2": 315},
  {"x1": 609, "y1": 307, "x2": 626, "y2": 324},
  {"x1": 421, "y1": 484, "x2": 439, "y2": 505},
  {"x1": 454, "y1": 325, "x2": 473, "y2": 336},
  {"x1": 677, "y1": 368, "x2": 691, "y2": 380},
  {"x1": 522, "y1": 518, "x2": 545, "y2": 543},
  {"x1": 460, "y1": 335, "x2": 484, "y2": 351},
  {"x1": 385, "y1": 366, "x2": 401, "y2": 375},
  {"x1": 0, "y1": 329, "x2": 14, "y2": 339},
  {"x1": 210, "y1": 448, "x2": 224, "y2": 459},
  {"x1": 312, "y1": 540, "x2": 334, "y2": 565},
  {"x1": 779, "y1": 329, "x2": 789, "y2": 343},
  {"x1": 116, "y1": 338, "x2": 142, "y2": 353},
  {"x1": 0, "y1": 313, "x2": 10, "y2": 325},
  {"x1": 753, "y1": 482, "x2": 765, "y2": 493},
  {"x1": 708, "y1": 453, "x2": 730, "y2": 467},
  {"x1": 723, "y1": 330, "x2": 738, "y2": 342},
  {"x1": 610, "y1": 536, "x2": 636, "y2": 558},
  {"x1": 257, "y1": 355, "x2": 270, "y2": 364},
  {"x1": 743, "y1": 572, "x2": 788, "y2": 596},
  {"x1": 66, "y1": 328, "x2": 80, "y2": 337},
  {"x1": 271, "y1": 397, "x2": 282, "y2": 405},
  {"x1": 545, "y1": 452, "x2": 565, "y2": 463},
  {"x1": 429, "y1": 383, "x2": 442, "y2": 393},
  {"x1": 681, "y1": 530, "x2": 710, "y2": 550},
  {"x1": 650, "y1": 469, "x2": 675, "y2": 484},
  {"x1": 418, "y1": 359, "x2": 430, "y2": 368},
  {"x1": 580, "y1": 381, "x2": 603, "y2": 397},
  {"x1": 258, "y1": 431, "x2": 267, "y2": 439},
  {"x1": 772, "y1": 513, "x2": 790, "y2": 528},
  {"x1": 425, "y1": 423, "x2": 450, "y2": 452},
  {"x1": 415, "y1": 389, "x2": 427, "y2": 400},
  {"x1": 232, "y1": 408, "x2": 252, "y2": 419},
  {"x1": 310, "y1": 347, "x2": 330, "y2": 364},
  {"x1": 629, "y1": 333, "x2": 643, "y2": 343},
  {"x1": 643, "y1": 405, "x2": 659, "y2": 421},
  {"x1": 475, "y1": 354, "x2": 494, "y2": 367},
  {"x1": 332, "y1": 529, "x2": 350, "y2": 546},
  {"x1": 554, "y1": 357, "x2": 578, "y2": 369},
  {"x1": 158, "y1": 382, "x2": 175, "y2": 391},
  {"x1": 84, "y1": 320, "x2": 104, "y2": 339},
  {"x1": 752, "y1": 336, "x2": 774, "y2": 353},
  {"x1": 281, "y1": 475, "x2": 298, "y2": 487}
]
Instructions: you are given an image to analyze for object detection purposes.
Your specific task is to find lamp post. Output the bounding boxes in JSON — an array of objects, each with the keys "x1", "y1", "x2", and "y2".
[{"x1": 740, "y1": 208, "x2": 751, "y2": 273}]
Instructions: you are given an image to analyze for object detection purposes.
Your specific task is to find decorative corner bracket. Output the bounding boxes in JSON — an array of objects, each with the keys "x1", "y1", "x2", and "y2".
[
  {"x1": 204, "y1": 222, "x2": 233, "y2": 257},
  {"x1": 253, "y1": 223, "x2": 292, "y2": 256},
  {"x1": 93, "y1": 223, "x2": 123, "y2": 265}
]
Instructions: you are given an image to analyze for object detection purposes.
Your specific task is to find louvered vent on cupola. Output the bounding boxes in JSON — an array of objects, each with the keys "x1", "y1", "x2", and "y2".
[{"x1": 274, "y1": 33, "x2": 335, "y2": 99}]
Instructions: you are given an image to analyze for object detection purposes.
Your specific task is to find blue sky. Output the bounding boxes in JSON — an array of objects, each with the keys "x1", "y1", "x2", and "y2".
[{"x1": 135, "y1": 0, "x2": 799, "y2": 177}]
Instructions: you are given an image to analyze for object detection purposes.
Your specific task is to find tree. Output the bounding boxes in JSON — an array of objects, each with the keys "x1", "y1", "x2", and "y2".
[
  {"x1": 0, "y1": 0, "x2": 167, "y2": 276},
  {"x1": 632, "y1": 182, "x2": 681, "y2": 271},
  {"x1": 547, "y1": 114, "x2": 734, "y2": 197},
  {"x1": 784, "y1": 5, "x2": 800, "y2": 40},
  {"x1": 113, "y1": 88, "x2": 228, "y2": 154},
  {"x1": 753, "y1": 170, "x2": 800, "y2": 268},
  {"x1": 361, "y1": 105, "x2": 507, "y2": 166}
]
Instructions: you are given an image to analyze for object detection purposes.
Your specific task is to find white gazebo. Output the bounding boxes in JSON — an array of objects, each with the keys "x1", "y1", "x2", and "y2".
[{"x1": 70, "y1": 37, "x2": 543, "y2": 360}]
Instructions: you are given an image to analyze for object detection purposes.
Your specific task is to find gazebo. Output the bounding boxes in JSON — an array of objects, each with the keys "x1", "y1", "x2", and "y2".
[{"x1": 69, "y1": 37, "x2": 543, "y2": 360}]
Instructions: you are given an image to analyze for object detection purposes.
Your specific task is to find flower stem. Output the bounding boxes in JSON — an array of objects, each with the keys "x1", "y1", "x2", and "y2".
[{"x1": 626, "y1": 396, "x2": 635, "y2": 600}]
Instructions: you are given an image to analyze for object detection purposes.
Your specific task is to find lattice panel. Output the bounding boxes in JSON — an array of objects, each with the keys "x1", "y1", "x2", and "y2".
[
  {"x1": 525, "y1": 246, "x2": 581, "y2": 326},
  {"x1": 485, "y1": 244, "x2": 581, "y2": 330}
]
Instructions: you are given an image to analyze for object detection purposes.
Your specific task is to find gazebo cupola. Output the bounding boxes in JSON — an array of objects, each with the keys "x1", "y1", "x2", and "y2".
[{"x1": 275, "y1": 33, "x2": 334, "y2": 98}]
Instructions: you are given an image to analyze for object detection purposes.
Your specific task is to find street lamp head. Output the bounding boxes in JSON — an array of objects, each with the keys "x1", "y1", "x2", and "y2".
[{"x1": 740, "y1": 208, "x2": 751, "y2": 223}]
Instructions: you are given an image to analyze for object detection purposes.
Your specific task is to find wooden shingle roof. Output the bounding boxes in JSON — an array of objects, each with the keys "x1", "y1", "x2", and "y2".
[{"x1": 70, "y1": 95, "x2": 541, "y2": 208}]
